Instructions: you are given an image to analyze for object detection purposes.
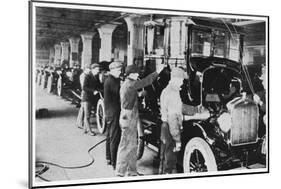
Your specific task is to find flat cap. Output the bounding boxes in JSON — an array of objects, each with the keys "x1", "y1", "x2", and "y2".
[
  {"x1": 90, "y1": 63, "x2": 99, "y2": 69},
  {"x1": 171, "y1": 67, "x2": 188, "y2": 79},
  {"x1": 125, "y1": 64, "x2": 139, "y2": 75},
  {"x1": 109, "y1": 61, "x2": 123, "y2": 70},
  {"x1": 83, "y1": 64, "x2": 91, "y2": 70}
]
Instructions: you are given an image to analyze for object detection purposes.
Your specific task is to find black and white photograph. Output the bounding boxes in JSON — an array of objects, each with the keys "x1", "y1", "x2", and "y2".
[{"x1": 29, "y1": 0, "x2": 269, "y2": 188}]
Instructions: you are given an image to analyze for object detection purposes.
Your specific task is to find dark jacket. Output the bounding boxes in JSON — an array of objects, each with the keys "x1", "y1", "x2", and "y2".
[
  {"x1": 104, "y1": 74, "x2": 121, "y2": 118},
  {"x1": 120, "y1": 72, "x2": 158, "y2": 110},
  {"x1": 81, "y1": 72, "x2": 102, "y2": 102}
]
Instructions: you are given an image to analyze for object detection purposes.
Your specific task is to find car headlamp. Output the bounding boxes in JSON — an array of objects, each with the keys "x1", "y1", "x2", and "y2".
[{"x1": 217, "y1": 112, "x2": 232, "y2": 133}]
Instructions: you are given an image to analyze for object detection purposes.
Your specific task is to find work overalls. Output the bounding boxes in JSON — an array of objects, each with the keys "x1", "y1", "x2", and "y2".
[
  {"x1": 116, "y1": 79, "x2": 139, "y2": 176},
  {"x1": 116, "y1": 72, "x2": 158, "y2": 176},
  {"x1": 159, "y1": 83, "x2": 183, "y2": 174}
]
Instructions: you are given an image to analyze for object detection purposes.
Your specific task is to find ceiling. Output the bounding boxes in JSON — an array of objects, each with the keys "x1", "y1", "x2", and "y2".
[
  {"x1": 36, "y1": 7, "x2": 128, "y2": 48},
  {"x1": 35, "y1": 7, "x2": 265, "y2": 49}
]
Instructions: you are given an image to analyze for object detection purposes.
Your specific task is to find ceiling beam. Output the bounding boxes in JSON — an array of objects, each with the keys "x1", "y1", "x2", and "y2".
[
  {"x1": 36, "y1": 20, "x2": 96, "y2": 29},
  {"x1": 36, "y1": 7, "x2": 121, "y2": 23},
  {"x1": 36, "y1": 14, "x2": 106, "y2": 25},
  {"x1": 233, "y1": 20, "x2": 265, "y2": 26}
]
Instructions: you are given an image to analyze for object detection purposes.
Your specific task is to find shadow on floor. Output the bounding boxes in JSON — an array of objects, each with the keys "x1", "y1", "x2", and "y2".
[{"x1": 44, "y1": 108, "x2": 78, "y2": 119}]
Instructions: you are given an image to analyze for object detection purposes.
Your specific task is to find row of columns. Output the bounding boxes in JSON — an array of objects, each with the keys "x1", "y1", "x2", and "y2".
[{"x1": 50, "y1": 15, "x2": 145, "y2": 69}]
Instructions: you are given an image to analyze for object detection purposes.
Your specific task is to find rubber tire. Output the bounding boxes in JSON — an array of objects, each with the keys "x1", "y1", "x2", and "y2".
[
  {"x1": 137, "y1": 137, "x2": 145, "y2": 160},
  {"x1": 47, "y1": 75, "x2": 53, "y2": 93},
  {"x1": 96, "y1": 99, "x2": 106, "y2": 134},
  {"x1": 57, "y1": 76, "x2": 62, "y2": 96},
  {"x1": 183, "y1": 137, "x2": 217, "y2": 173}
]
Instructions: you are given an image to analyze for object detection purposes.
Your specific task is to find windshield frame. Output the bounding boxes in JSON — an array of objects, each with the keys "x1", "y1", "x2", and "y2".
[{"x1": 188, "y1": 25, "x2": 243, "y2": 62}]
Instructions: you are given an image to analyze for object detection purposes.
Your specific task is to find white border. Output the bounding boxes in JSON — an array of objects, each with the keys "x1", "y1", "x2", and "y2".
[{"x1": 30, "y1": 1, "x2": 269, "y2": 188}]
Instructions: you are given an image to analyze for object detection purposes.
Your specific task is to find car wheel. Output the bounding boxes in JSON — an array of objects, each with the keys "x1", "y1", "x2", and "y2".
[
  {"x1": 137, "y1": 137, "x2": 145, "y2": 160},
  {"x1": 183, "y1": 137, "x2": 217, "y2": 173},
  {"x1": 47, "y1": 75, "x2": 53, "y2": 93},
  {"x1": 57, "y1": 76, "x2": 62, "y2": 96},
  {"x1": 96, "y1": 98, "x2": 106, "y2": 134}
]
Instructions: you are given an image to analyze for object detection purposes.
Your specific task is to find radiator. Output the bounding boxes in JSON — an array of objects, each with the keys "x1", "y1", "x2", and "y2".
[{"x1": 228, "y1": 97, "x2": 259, "y2": 146}]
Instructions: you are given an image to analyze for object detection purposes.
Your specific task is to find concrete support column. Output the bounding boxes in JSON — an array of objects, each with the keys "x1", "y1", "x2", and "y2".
[
  {"x1": 69, "y1": 37, "x2": 80, "y2": 67},
  {"x1": 54, "y1": 44, "x2": 61, "y2": 66},
  {"x1": 98, "y1": 24, "x2": 117, "y2": 62},
  {"x1": 124, "y1": 16, "x2": 145, "y2": 65},
  {"x1": 60, "y1": 42, "x2": 70, "y2": 65},
  {"x1": 81, "y1": 33, "x2": 94, "y2": 69},
  {"x1": 49, "y1": 47, "x2": 55, "y2": 66},
  {"x1": 170, "y1": 17, "x2": 187, "y2": 57}
]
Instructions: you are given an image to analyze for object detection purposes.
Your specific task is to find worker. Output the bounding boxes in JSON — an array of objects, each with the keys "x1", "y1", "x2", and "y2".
[
  {"x1": 253, "y1": 64, "x2": 266, "y2": 115},
  {"x1": 80, "y1": 63, "x2": 101, "y2": 136},
  {"x1": 115, "y1": 63, "x2": 165, "y2": 177},
  {"x1": 104, "y1": 61, "x2": 123, "y2": 169},
  {"x1": 76, "y1": 65, "x2": 90, "y2": 130},
  {"x1": 253, "y1": 64, "x2": 266, "y2": 154},
  {"x1": 159, "y1": 67, "x2": 188, "y2": 174}
]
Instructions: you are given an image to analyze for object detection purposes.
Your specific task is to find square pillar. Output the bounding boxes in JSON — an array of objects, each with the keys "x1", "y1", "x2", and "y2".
[
  {"x1": 60, "y1": 42, "x2": 70, "y2": 65},
  {"x1": 98, "y1": 24, "x2": 117, "y2": 62},
  {"x1": 81, "y1": 32, "x2": 95, "y2": 69},
  {"x1": 49, "y1": 47, "x2": 55, "y2": 66},
  {"x1": 124, "y1": 16, "x2": 146, "y2": 65},
  {"x1": 54, "y1": 44, "x2": 61, "y2": 66},
  {"x1": 69, "y1": 37, "x2": 80, "y2": 67},
  {"x1": 170, "y1": 17, "x2": 187, "y2": 58}
]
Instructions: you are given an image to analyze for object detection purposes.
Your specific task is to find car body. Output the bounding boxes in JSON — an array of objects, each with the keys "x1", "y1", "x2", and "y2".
[{"x1": 138, "y1": 16, "x2": 266, "y2": 172}]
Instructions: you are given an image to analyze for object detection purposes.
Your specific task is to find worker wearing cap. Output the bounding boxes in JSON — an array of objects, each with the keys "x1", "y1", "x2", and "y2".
[
  {"x1": 76, "y1": 65, "x2": 91, "y2": 130},
  {"x1": 116, "y1": 63, "x2": 165, "y2": 176},
  {"x1": 159, "y1": 67, "x2": 188, "y2": 174},
  {"x1": 80, "y1": 63, "x2": 102, "y2": 136},
  {"x1": 104, "y1": 61, "x2": 123, "y2": 169}
]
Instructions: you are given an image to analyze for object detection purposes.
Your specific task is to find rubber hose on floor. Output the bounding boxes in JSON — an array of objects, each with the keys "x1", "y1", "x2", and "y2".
[{"x1": 36, "y1": 138, "x2": 106, "y2": 181}]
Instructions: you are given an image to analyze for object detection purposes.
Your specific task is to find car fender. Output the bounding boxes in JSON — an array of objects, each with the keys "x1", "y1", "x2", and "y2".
[{"x1": 182, "y1": 120, "x2": 214, "y2": 146}]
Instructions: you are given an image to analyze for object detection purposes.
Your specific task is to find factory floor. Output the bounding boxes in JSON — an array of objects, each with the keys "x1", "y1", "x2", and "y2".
[
  {"x1": 34, "y1": 86, "x2": 266, "y2": 183},
  {"x1": 35, "y1": 87, "x2": 158, "y2": 183}
]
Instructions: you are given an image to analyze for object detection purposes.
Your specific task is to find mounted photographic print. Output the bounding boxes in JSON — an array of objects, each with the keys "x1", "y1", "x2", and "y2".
[{"x1": 29, "y1": 0, "x2": 269, "y2": 188}]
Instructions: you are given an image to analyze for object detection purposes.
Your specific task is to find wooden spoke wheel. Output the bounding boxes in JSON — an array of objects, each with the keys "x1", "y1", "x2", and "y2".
[
  {"x1": 96, "y1": 98, "x2": 106, "y2": 134},
  {"x1": 183, "y1": 137, "x2": 217, "y2": 173}
]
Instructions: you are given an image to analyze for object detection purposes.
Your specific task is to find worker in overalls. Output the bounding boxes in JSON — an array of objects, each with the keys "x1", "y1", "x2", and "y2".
[
  {"x1": 116, "y1": 63, "x2": 165, "y2": 177},
  {"x1": 159, "y1": 67, "x2": 188, "y2": 174}
]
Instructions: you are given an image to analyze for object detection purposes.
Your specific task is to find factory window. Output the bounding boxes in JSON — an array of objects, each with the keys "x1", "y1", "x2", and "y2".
[
  {"x1": 213, "y1": 30, "x2": 227, "y2": 58},
  {"x1": 191, "y1": 29, "x2": 212, "y2": 57},
  {"x1": 154, "y1": 26, "x2": 165, "y2": 54},
  {"x1": 145, "y1": 25, "x2": 165, "y2": 55}
]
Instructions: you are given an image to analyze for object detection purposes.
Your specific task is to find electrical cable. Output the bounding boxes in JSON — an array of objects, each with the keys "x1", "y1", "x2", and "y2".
[
  {"x1": 35, "y1": 138, "x2": 106, "y2": 181},
  {"x1": 37, "y1": 175, "x2": 51, "y2": 182},
  {"x1": 220, "y1": 18, "x2": 256, "y2": 95}
]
